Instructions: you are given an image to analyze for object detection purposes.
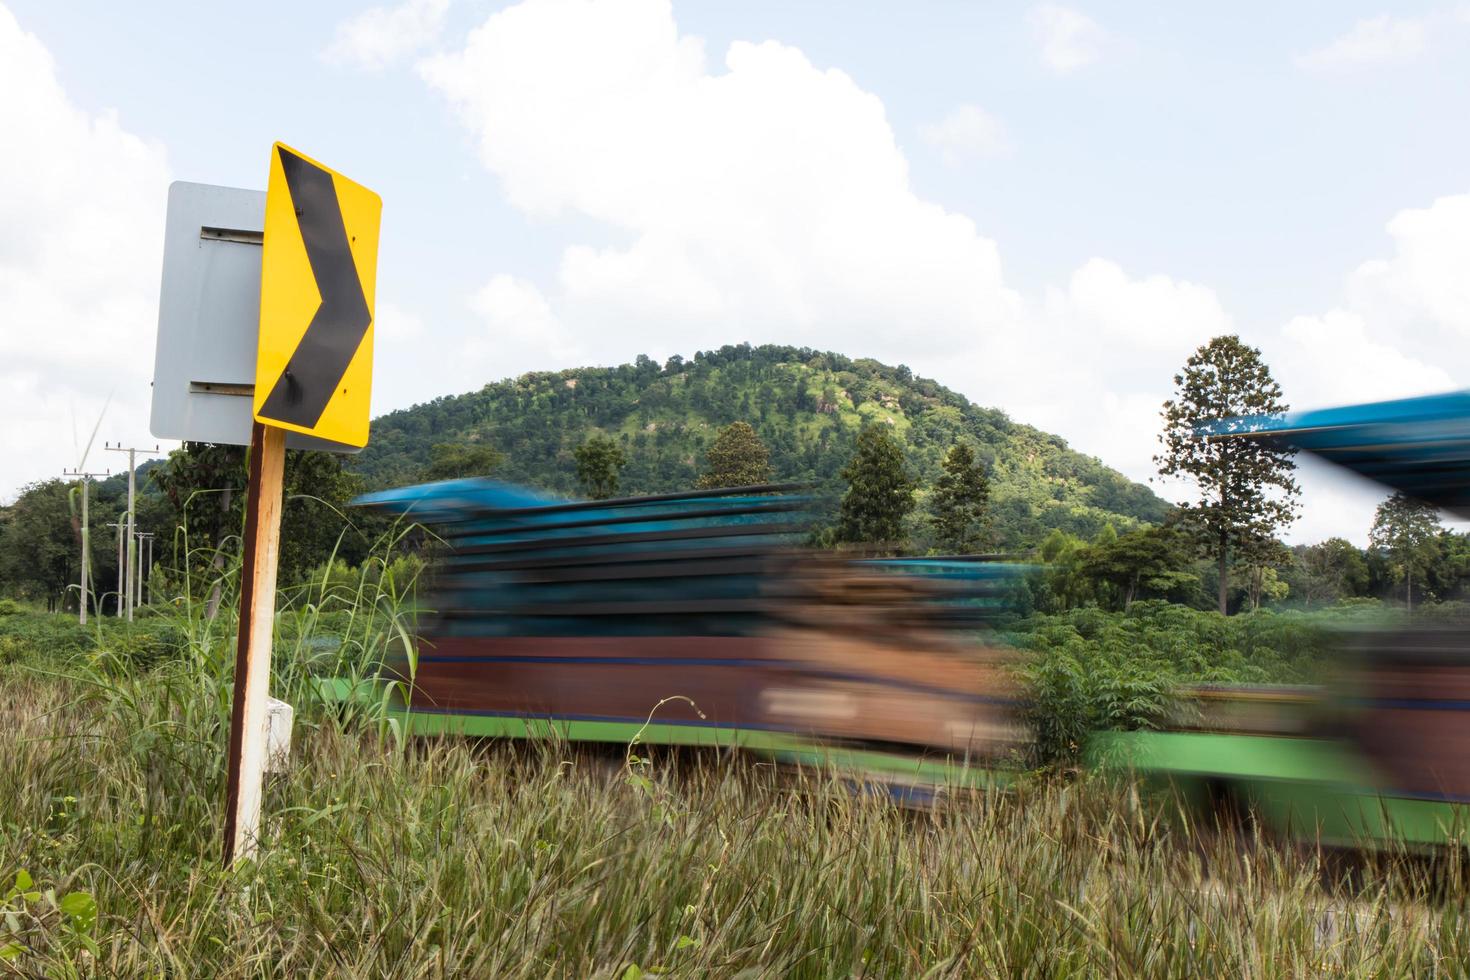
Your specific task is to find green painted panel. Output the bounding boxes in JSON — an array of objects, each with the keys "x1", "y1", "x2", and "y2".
[
  {"x1": 1091, "y1": 731, "x2": 1470, "y2": 848},
  {"x1": 1086, "y1": 731, "x2": 1372, "y2": 783}
]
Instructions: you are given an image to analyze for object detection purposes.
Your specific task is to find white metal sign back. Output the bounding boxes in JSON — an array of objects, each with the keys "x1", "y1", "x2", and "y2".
[{"x1": 150, "y1": 181, "x2": 358, "y2": 452}]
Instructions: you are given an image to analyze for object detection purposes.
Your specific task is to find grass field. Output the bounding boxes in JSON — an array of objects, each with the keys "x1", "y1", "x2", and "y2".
[
  {"x1": 1, "y1": 579, "x2": 1467, "y2": 976},
  {"x1": 3, "y1": 646, "x2": 1469, "y2": 974}
]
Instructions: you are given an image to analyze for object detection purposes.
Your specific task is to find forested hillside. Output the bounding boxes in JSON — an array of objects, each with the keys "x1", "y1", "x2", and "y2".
[{"x1": 353, "y1": 344, "x2": 1169, "y2": 547}]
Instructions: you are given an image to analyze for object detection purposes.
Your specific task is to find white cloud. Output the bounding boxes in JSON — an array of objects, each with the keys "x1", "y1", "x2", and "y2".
[
  {"x1": 420, "y1": 0, "x2": 1021, "y2": 369},
  {"x1": 372, "y1": 299, "x2": 425, "y2": 343},
  {"x1": 1056, "y1": 259, "x2": 1231, "y2": 352},
  {"x1": 417, "y1": 7, "x2": 1221, "y2": 493},
  {"x1": 1028, "y1": 4, "x2": 1109, "y2": 74},
  {"x1": 1350, "y1": 193, "x2": 1470, "y2": 335},
  {"x1": 469, "y1": 274, "x2": 584, "y2": 364},
  {"x1": 0, "y1": 4, "x2": 171, "y2": 496},
  {"x1": 918, "y1": 104, "x2": 1013, "y2": 164},
  {"x1": 1275, "y1": 310, "x2": 1452, "y2": 409},
  {"x1": 324, "y1": 0, "x2": 450, "y2": 71},
  {"x1": 1296, "y1": 13, "x2": 1431, "y2": 71},
  {"x1": 1260, "y1": 192, "x2": 1470, "y2": 428}
]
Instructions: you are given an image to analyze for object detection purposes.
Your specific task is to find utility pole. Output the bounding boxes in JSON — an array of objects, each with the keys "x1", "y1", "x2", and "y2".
[
  {"x1": 139, "y1": 532, "x2": 155, "y2": 606},
  {"x1": 105, "y1": 442, "x2": 159, "y2": 622},
  {"x1": 133, "y1": 531, "x2": 143, "y2": 609},
  {"x1": 105, "y1": 522, "x2": 124, "y2": 617},
  {"x1": 61, "y1": 468, "x2": 109, "y2": 625}
]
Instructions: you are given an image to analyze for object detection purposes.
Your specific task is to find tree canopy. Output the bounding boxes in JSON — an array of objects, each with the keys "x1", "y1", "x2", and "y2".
[
  {"x1": 1076, "y1": 525, "x2": 1198, "y2": 610},
  {"x1": 151, "y1": 442, "x2": 364, "y2": 590},
  {"x1": 696, "y1": 422, "x2": 773, "y2": 489},
  {"x1": 422, "y1": 442, "x2": 504, "y2": 482},
  {"x1": 1289, "y1": 538, "x2": 1368, "y2": 608},
  {"x1": 929, "y1": 443, "x2": 991, "y2": 554},
  {"x1": 835, "y1": 425, "x2": 916, "y2": 549},
  {"x1": 1369, "y1": 492, "x2": 1442, "y2": 609},
  {"x1": 0, "y1": 480, "x2": 77, "y2": 610},
  {"x1": 352, "y1": 344, "x2": 1169, "y2": 549},
  {"x1": 574, "y1": 436, "x2": 627, "y2": 500}
]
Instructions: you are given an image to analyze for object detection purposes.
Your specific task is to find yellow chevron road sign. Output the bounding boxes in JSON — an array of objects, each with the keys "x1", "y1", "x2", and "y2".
[{"x1": 253, "y1": 142, "x2": 381, "y2": 447}]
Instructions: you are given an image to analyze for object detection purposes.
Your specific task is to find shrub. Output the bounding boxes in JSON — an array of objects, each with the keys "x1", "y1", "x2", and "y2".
[
  {"x1": 93, "y1": 621, "x2": 188, "y2": 672},
  {"x1": 1004, "y1": 602, "x2": 1372, "y2": 765},
  {"x1": 0, "y1": 636, "x2": 30, "y2": 665},
  {"x1": 0, "y1": 614, "x2": 95, "y2": 664}
]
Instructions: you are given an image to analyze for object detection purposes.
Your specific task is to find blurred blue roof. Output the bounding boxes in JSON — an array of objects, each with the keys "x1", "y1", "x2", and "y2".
[
  {"x1": 1206, "y1": 390, "x2": 1470, "y2": 514},
  {"x1": 353, "y1": 478, "x2": 568, "y2": 521}
]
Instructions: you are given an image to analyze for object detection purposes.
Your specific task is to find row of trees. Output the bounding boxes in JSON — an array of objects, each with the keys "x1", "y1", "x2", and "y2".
[
  {"x1": 0, "y1": 444, "x2": 367, "y2": 611},
  {"x1": 832, "y1": 427, "x2": 992, "y2": 553},
  {"x1": 565, "y1": 419, "x2": 993, "y2": 555},
  {"x1": 0, "y1": 335, "x2": 1452, "y2": 618},
  {"x1": 0, "y1": 421, "x2": 784, "y2": 608},
  {"x1": 1032, "y1": 506, "x2": 1470, "y2": 615},
  {"x1": 0, "y1": 474, "x2": 173, "y2": 612}
]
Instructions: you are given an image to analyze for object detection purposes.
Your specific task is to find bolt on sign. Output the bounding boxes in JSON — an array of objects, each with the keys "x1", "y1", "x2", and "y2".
[{"x1": 253, "y1": 142, "x2": 382, "y2": 447}]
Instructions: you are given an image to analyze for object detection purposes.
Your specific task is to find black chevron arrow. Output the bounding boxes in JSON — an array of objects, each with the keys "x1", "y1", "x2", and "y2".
[{"x1": 258, "y1": 146, "x2": 371, "y2": 430}]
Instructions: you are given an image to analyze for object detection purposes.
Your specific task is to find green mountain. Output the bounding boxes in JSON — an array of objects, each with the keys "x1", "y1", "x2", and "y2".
[{"x1": 352, "y1": 344, "x2": 1170, "y2": 548}]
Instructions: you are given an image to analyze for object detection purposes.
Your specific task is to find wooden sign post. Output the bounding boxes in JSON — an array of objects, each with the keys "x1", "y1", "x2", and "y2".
[
  {"x1": 217, "y1": 142, "x2": 380, "y2": 868},
  {"x1": 221, "y1": 422, "x2": 286, "y2": 865}
]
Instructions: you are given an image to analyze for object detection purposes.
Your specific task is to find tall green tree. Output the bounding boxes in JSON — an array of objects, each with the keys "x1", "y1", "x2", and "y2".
[
  {"x1": 696, "y1": 422, "x2": 772, "y2": 489},
  {"x1": 151, "y1": 443, "x2": 248, "y2": 618},
  {"x1": 574, "y1": 435, "x2": 627, "y2": 500},
  {"x1": 0, "y1": 480, "x2": 79, "y2": 610},
  {"x1": 1369, "y1": 492, "x2": 1442, "y2": 609},
  {"x1": 1156, "y1": 335, "x2": 1299, "y2": 615},
  {"x1": 422, "y1": 442, "x2": 504, "y2": 482},
  {"x1": 151, "y1": 444, "x2": 246, "y2": 556},
  {"x1": 836, "y1": 425, "x2": 916, "y2": 548},
  {"x1": 278, "y1": 450, "x2": 365, "y2": 582},
  {"x1": 929, "y1": 443, "x2": 991, "y2": 553}
]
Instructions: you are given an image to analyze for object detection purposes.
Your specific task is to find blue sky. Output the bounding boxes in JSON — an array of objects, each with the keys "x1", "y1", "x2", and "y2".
[{"x1": 4, "y1": 0, "x2": 1470, "y2": 543}]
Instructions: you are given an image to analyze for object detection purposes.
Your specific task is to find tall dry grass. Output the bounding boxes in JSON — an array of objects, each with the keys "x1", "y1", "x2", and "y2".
[{"x1": 4, "y1": 656, "x2": 1470, "y2": 977}]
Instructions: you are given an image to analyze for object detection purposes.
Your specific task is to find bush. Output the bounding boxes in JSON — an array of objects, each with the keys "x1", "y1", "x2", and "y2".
[
  {"x1": 1004, "y1": 602, "x2": 1376, "y2": 766},
  {"x1": 0, "y1": 612, "x2": 196, "y2": 671},
  {"x1": 93, "y1": 620, "x2": 188, "y2": 671},
  {"x1": 0, "y1": 613, "x2": 95, "y2": 664},
  {"x1": 0, "y1": 635, "x2": 31, "y2": 665}
]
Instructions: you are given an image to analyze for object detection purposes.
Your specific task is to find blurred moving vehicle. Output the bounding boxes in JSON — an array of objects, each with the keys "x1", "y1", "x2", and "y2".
[
  {"x1": 352, "y1": 480, "x2": 1027, "y2": 792},
  {"x1": 347, "y1": 390, "x2": 1470, "y2": 844}
]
